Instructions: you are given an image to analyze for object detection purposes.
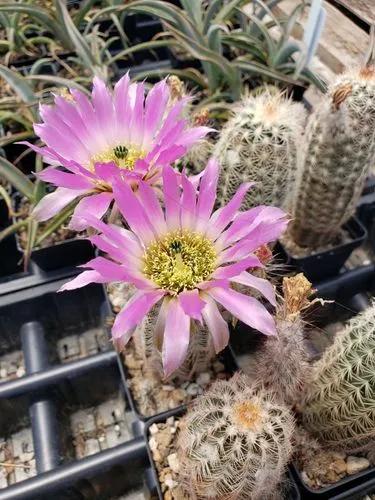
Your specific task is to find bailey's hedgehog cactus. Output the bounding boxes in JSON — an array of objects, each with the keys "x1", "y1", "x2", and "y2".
[
  {"x1": 248, "y1": 274, "x2": 314, "y2": 406},
  {"x1": 214, "y1": 90, "x2": 305, "y2": 210},
  {"x1": 290, "y1": 64, "x2": 375, "y2": 248},
  {"x1": 177, "y1": 373, "x2": 294, "y2": 499},
  {"x1": 302, "y1": 303, "x2": 375, "y2": 453}
]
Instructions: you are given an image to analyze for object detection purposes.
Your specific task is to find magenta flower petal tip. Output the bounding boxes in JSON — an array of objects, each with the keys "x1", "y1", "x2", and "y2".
[
  {"x1": 30, "y1": 75, "x2": 211, "y2": 226},
  {"x1": 61, "y1": 159, "x2": 285, "y2": 376}
]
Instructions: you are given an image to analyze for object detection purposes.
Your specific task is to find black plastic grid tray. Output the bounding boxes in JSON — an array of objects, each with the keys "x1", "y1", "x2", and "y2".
[{"x1": 0, "y1": 280, "x2": 149, "y2": 499}]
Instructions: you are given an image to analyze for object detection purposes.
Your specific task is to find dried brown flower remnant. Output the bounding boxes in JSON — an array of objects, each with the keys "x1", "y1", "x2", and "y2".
[
  {"x1": 193, "y1": 107, "x2": 210, "y2": 126},
  {"x1": 168, "y1": 75, "x2": 185, "y2": 101},
  {"x1": 282, "y1": 273, "x2": 315, "y2": 318}
]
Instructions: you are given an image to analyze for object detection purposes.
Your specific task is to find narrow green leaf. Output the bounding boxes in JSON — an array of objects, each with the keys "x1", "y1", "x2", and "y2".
[
  {"x1": 234, "y1": 57, "x2": 302, "y2": 86},
  {"x1": 25, "y1": 75, "x2": 89, "y2": 94},
  {"x1": 0, "y1": 65, "x2": 37, "y2": 109},
  {"x1": 108, "y1": 39, "x2": 174, "y2": 64},
  {"x1": 131, "y1": 67, "x2": 207, "y2": 88},
  {"x1": 0, "y1": 217, "x2": 30, "y2": 243},
  {"x1": 0, "y1": 155, "x2": 34, "y2": 200},
  {"x1": 23, "y1": 217, "x2": 38, "y2": 269},
  {"x1": 35, "y1": 203, "x2": 75, "y2": 246}
]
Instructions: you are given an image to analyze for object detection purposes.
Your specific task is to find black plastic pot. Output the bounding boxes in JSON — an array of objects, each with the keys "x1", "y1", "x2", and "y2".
[
  {"x1": 11, "y1": 193, "x2": 95, "y2": 273},
  {"x1": 0, "y1": 200, "x2": 25, "y2": 281},
  {"x1": 143, "y1": 407, "x2": 302, "y2": 500},
  {"x1": 290, "y1": 463, "x2": 375, "y2": 500},
  {"x1": 276, "y1": 216, "x2": 368, "y2": 283}
]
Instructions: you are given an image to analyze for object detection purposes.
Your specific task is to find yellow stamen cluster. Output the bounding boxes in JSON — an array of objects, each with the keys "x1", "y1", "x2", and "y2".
[
  {"x1": 232, "y1": 401, "x2": 263, "y2": 431},
  {"x1": 91, "y1": 145, "x2": 145, "y2": 171},
  {"x1": 143, "y1": 230, "x2": 217, "y2": 294}
]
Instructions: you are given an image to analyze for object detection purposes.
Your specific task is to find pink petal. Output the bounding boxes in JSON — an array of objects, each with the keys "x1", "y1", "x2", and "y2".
[
  {"x1": 162, "y1": 298, "x2": 190, "y2": 378},
  {"x1": 129, "y1": 81, "x2": 145, "y2": 146},
  {"x1": 114, "y1": 72, "x2": 131, "y2": 140},
  {"x1": 69, "y1": 192, "x2": 113, "y2": 231},
  {"x1": 82, "y1": 214, "x2": 143, "y2": 259},
  {"x1": 88, "y1": 234, "x2": 125, "y2": 262},
  {"x1": 208, "y1": 286, "x2": 276, "y2": 336},
  {"x1": 180, "y1": 172, "x2": 197, "y2": 230},
  {"x1": 213, "y1": 256, "x2": 263, "y2": 279},
  {"x1": 94, "y1": 162, "x2": 121, "y2": 183},
  {"x1": 144, "y1": 79, "x2": 169, "y2": 144},
  {"x1": 79, "y1": 256, "x2": 129, "y2": 281},
  {"x1": 59, "y1": 270, "x2": 108, "y2": 291},
  {"x1": 80, "y1": 255, "x2": 151, "y2": 288},
  {"x1": 178, "y1": 289, "x2": 206, "y2": 321},
  {"x1": 137, "y1": 181, "x2": 167, "y2": 235},
  {"x1": 37, "y1": 167, "x2": 92, "y2": 190},
  {"x1": 112, "y1": 179, "x2": 156, "y2": 245},
  {"x1": 207, "y1": 182, "x2": 254, "y2": 240},
  {"x1": 154, "y1": 144, "x2": 186, "y2": 166},
  {"x1": 196, "y1": 158, "x2": 219, "y2": 231},
  {"x1": 177, "y1": 126, "x2": 213, "y2": 148},
  {"x1": 112, "y1": 290, "x2": 164, "y2": 344},
  {"x1": 92, "y1": 77, "x2": 114, "y2": 132},
  {"x1": 201, "y1": 293, "x2": 230, "y2": 353},
  {"x1": 155, "y1": 97, "x2": 190, "y2": 143},
  {"x1": 32, "y1": 187, "x2": 87, "y2": 222},
  {"x1": 221, "y1": 219, "x2": 288, "y2": 261},
  {"x1": 230, "y1": 272, "x2": 276, "y2": 306},
  {"x1": 162, "y1": 165, "x2": 180, "y2": 231}
]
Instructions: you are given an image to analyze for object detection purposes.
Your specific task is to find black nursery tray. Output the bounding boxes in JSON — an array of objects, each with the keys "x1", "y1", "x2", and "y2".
[{"x1": 0, "y1": 280, "x2": 151, "y2": 499}]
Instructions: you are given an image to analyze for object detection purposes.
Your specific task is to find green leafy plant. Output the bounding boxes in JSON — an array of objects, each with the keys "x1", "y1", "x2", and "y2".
[{"x1": 88, "y1": 0, "x2": 326, "y2": 105}]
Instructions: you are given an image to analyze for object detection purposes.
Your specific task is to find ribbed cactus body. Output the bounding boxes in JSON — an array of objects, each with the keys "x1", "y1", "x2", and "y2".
[
  {"x1": 214, "y1": 92, "x2": 305, "y2": 210},
  {"x1": 302, "y1": 304, "x2": 375, "y2": 453},
  {"x1": 177, "y1": 373, "x2": 294, "y2": 499},
  {"x1": 290, "y1": 67, "x2": 375, "y2": 248}
]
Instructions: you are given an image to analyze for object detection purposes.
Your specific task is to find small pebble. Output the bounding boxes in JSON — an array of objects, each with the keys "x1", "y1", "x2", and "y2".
[
  {"x1": 186, "y1": 383, "x2": 199, "y2": 396},
  {"x1": 149, "y1": 424, "x2": 159, "y2": 435},
  {"x1": 196, "y1": 372, "x2": 211, "y2": 386},
  {"x1": 167, "y1": 453, "x2": 180, "y2": 473},
  {"x1": 346, "y1": 456, "x2": 370, "y2": 475},
  {"x1": 149, "y1": 437, "x2": 158, "y2": 451}
]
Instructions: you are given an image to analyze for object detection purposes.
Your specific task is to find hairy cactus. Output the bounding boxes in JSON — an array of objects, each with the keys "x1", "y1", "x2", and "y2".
[
  {"x1": 214, "y1": 91, "x2": 305, "y2": 209},
  {"x1": 290, "y1": 65, "x2": 375, "y2": 248},
  {"x1": 248, "y1": 274, "x2": 313, "y2": 406},
  {"x1": 177, "y1": 373, "x2": 295, "y2": 499},
  {"x1": 302, "y1": 303, "x2": 375, "y2": 453}
]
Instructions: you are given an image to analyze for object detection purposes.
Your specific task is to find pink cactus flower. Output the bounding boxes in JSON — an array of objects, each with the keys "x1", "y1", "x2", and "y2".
[
  {"x1": 60, "y1": 159, "x2": 288, "y2": 377},
  {"x1": 23, "y1": 75, "x2": 211, "y2": 230}
]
